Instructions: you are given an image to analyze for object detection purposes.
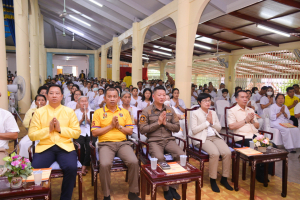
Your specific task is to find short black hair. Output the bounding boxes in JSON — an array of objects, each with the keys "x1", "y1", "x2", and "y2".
[
  {"x1": 235, "y1": 90, "x2": 247, "y2": 98},
  {"x1": 115, "y1": 85, "x2": 122, "y2": 94},
  {"x1": 246, "y1": 90, "x2": 251, "y2": 93},
  {"x1": 153, "y1": 86, "x2": 166, "y2": 94},
  {"x1": 37, "y1": 86, "x2": 48, "y2": 95},
  {"x1": 35, "y1": 94, "x2": 46, "y2": 102},
  {"x1": 293, "y1": 84, "x2": 299, "y2": 88},
  {"x1": 137, "y1": 81, "x2": 143, "y2": 85},
  {"x1": 235, "y1": 86, "x2": 242, "y2": 93},
  {"x1": 104, "y1": 87, "x2": 119, "y2": 96},
  {"x1": 197, "y1": 93, "x2": 211, "y2": 103},
  {"x1": 72, "y1": 84, "x2": 79, "y2": 90},
  {"x1": 47, "y1": 84, "x2": 63, "y2": 94},
  {"x1": 286, "y1": 87, "x2": 294, "y2": 93},
  {"x1": 172, "y1": 88, "x2": 179, "y2": 94},
  {"x1": 275, "y1": 93, "x2": 285, "y2": 101},
  {"x1": 222, "y1": 89, "x2": 228, "y2": 94},
  {"x1": 203, "y1": 88, "x2": 209, "y2": 93},
  {"x1": 261, "y1": 86, "x2": 268, "y2": 91},
  {"x1": 142, "y1": 88, "x2": 153, "y2": 102},
  {"x1": 251, "y1": 87, "x2": 258, "y2": 94},
  {"x1": 125, "y1": 71, "x2": 130, "y2": 76},
  {"x1": 66, "y1": 81, "x2": 73, "y2": 86},
  {"x1": 132, "y1": 87, "x2": 138, "y2": 92}
]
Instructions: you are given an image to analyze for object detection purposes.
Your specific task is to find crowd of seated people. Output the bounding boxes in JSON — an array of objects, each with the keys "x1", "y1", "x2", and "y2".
[{"x1": 3, "y1": 70, "x2": 300, "y2": 200}]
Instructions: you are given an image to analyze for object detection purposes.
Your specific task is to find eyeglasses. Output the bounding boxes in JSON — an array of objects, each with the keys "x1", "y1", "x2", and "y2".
[{"x1": 202, "y1": 100, "x2": 211, "y2": 103}]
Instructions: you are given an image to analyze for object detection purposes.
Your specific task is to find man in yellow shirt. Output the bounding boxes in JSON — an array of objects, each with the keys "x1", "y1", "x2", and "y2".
[
  {"x1": 123, "y1": 71, "x2": 132, "y2": 87},
  {"x1": 285, "y1": 87, "x2": 300, "y2": 127},
  {"x1": 28, "y1": 85, "x2": 81, "y2": 200},
  {"x1": 91, "y1": 88, "x2": 140, "y2": 200}
]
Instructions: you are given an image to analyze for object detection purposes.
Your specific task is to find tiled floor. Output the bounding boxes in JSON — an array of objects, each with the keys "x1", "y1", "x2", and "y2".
[{"x1": 12, "y1": 117, "x2": 300, "y2": 199}]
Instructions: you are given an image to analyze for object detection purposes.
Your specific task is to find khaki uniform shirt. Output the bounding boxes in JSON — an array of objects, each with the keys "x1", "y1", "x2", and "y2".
[{"x1": 139, "y1": 104, "x2": 180, "y2": 142}]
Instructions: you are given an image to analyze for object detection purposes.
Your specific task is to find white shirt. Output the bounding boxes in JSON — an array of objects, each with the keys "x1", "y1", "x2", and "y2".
[
  {"x1": 0, "y1": 109, "x2": 20, "y2": 149},
  {"x1": 210, "y1": 91, "x2": 217, "y2": 98},
  {"x1": 252, "y1": 93, "x2": 263, "y2": 103},
  {"x1": 205, "y1": 120, "x2": 215, "y2": 137},
  {"x1": 64, "y1": 94, "x2": 72, "y2": 106},
  {"x1": 30, "y1": 100, "x2": 49, "y2": 109},
  {"x1": 197, "y1": 90, "x2": 202, "y2": 95},
  {"x1": 269, "y1": 104, "x2": 290, "y2": 127},
  {"x1": 295, "y1": 94, "x2": 300, "y2": 99},
  {"x1": 137, "y1": 100, "x2": 152, "y2": 110},
  {"x1": 120, "y1": 105, "x2": 138, "y2": 134},
  {"x1": 259, "y1": 96, "x2": 275, "y2": 116},
  {"x1": 130, "y1": 96, "x2": 141, "y2": 107},
  {"x1": 137, "y1": 88, "x2": 144, "y2": 95},
  {"x1": 294, "y1": 103, "x2": 300, "y2": 126},
  {"x1": 56, "y1": 81, "x2": 62, "y2": 85},
  {"x1": 191, "y1": 91, "x2": 198, "y2": 102},
  {"x1": 170, "y1": 99, "x2": 186, "y2": 115},
  {"x1": 82, "y1": 87, "x2": 89, "y2": 96},
  {"x1": 97, "y1": 94, "x2": 105, "y2": 106},
  {"x1": 75, "y1": 108, "x2": 93, "y2": 137},
  {"x1": 66, "y1": 101, "x2": 77, "y2": 110}
]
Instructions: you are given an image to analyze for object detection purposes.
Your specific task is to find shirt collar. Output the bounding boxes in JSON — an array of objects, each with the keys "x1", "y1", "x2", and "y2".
[
  {"x1": 236, "y1": 104, "x2": 249, "y2": 111},
  {"x1": 104, "y1": 105, "x2": 121, "y2": 112},
  {"x1": 152, "y1": 103, "x2": 166, "y2": 111},
  {"x1": 47, "y1": 104, "x2": 62, "y2": 111}
]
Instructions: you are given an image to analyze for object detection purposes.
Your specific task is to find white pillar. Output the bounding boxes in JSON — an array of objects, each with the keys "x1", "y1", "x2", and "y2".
[
  {"x1": 111, "y1": 37, "x2": 120, "y2": 81},
  {"x1": 39, "y1": 14, "x2": 45, "y2": 84},
  {"x1": 30, "y1": 0, "x2": 39, "y2": 99},
  {"x1": 132, "y1": 22, "x2": 144, "y2": 87},
  {"x1": 159, "y1": 61, "x2": 166, "y2": 81},
  {"x1": 94, "y1": 50, "x2": 99, "y2": 78},
  {"x1": 225, "y1": 55, "x2": 241, "y2": 96},
  {"x1": 0, "y1": 1, "x2": 8, "y2": 109},
  {"x1": 14, "y1": 0, "x2": 31, "y2": 113},
  {"x1": 100, "y1": 45, "x2": 107, "y2": 79}
]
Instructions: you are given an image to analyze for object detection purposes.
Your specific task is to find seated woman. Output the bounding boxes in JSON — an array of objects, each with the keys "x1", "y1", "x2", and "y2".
[
  {"x1": 191, "y1": 93, "x2": 233, "y2": 193},
  {"x1": 66, "y1": 90, "x2": 83, "y2": 110},
  {"x1": 120, "y1": 91, "x2": 147, "y2": 142},
  {"x1": 75, "y1": 96, "x2": 96, "y2": 175},
  {"x1": 259, "y1": 86, "x2": 275, "y2": 116},
  {"x1": 130, "y1": 87, "x2": 141, "y2": 107},
  {"x1": 19, "y1": 94, "x2": 47, "y2": 158},
  {"x1": 269, "y1": 94, "x2": 300, "y2": 153},
  {"x1": 30, "y1": 86, "x2": 49, "y2": 109},
  {"x1": 65, "y1": 84, "x2": 79, "y2": 106},
  {"x1": 170, "y1": 88, "x2": 186, "y2": 115},
  {"x1": 137, "y1": 88, "x2": 153, "y2": 110}
]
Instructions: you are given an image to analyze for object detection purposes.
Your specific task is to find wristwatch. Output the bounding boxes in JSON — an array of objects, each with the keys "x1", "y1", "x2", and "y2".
[
  {"x1": 119, "y1": 125, "x2": 123, "y2": 130},
  {"x1": 244, "y1": 119, "x2": 247, "y2": 124}
]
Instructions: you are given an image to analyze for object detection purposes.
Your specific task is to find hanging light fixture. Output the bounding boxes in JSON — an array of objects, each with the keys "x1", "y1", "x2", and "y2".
[
  {"x1": 62, "y1": 18, "x2": 66, "y2": 36},
  {"x1": 72, "y1": 33, "x2": 75, "y2": 41}
]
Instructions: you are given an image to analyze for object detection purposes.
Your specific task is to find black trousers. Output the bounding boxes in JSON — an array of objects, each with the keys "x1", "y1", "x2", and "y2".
[
  {"x1": 236, "y1": 137, "x2": 276, "y2": 178},
  {"x1": 32, "y1": 145, "x2": 77, "y2": 200},
  {"x1": 290, "y1": 116, "x2": 298, "y2": 127},
  {"x1": 75, "y1": 135, "x2": 97, "y2": 166}
]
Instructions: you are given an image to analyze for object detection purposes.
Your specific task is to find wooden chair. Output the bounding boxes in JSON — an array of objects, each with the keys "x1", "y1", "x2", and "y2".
[
  {"x1": 136, "y1": 110, "x2": 186, "y2": 166},
  {"x1": 184, "y1": 106, "x2": 237, "y2": 187},
  {"x1": 11, "y1": 113, "x2": 18, "y2": 155},
  {"x1": 89, "y1": 111, "x2": 139, "y2": 200},
  {"x1": 28, "y1": 141, "x2": 83, "y2": 200},
  {"x1": 224, "y1": 105, "x2": 274, "y2": 180}
]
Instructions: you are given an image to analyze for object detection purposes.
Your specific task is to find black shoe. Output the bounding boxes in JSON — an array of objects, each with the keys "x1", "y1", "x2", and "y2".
[
  {"x1": 170, "y1": 187, "x2": 181, "y2": 200},
  {"x1": 163, "y1": 189, "x2": 173, "y2": 200},
  {"x1": 128, "y1": 192, "x2": 141, "y2": 200},
  {"x1": 290, "y1": 150, "x2": 296, "y2": 153},
  {"x1": 103, "y1": 196, "x2": 111, "y2": 200},
  {"x1": 256, "y1": 177, "x2": 269, "y2": 183},
  {"x1": 220, "y1": 177, "x2": 233, "y2": 191},
  {"x1": 210, "y1": 178, "x2": 220, "y2": 193}
]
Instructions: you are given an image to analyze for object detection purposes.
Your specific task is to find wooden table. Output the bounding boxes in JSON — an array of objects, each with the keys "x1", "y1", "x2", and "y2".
[
  {"x1": 234, "y1": 147, "x2": 288, "y2": 200},
  {"x1": 0, "y1": 177, "x2": 51, "y2": 200},
  {"x1": 140, "y1": 162, "x2": 202, "y2": 200}
]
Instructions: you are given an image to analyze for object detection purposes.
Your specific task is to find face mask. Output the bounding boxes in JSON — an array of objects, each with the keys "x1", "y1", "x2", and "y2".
[
  {"x1": 93, "y1": 88, "x2": 98, "y2": 92},
  {"x1": 267, "y1": 91, "x2": 273, "y2": 96},
  {"x1": 255, "y1": 91, "x2": 259, "y2": 94}
]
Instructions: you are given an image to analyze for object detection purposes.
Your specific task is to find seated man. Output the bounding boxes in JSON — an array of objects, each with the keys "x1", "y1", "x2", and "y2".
[
  {"x1": 228, "y1": 90, "x2": 273, "y2": 183},
  {"x1": 285, "y1": 87, "x2": 299, "y2": 127},
  {"x1": 139, "y1": 86, "x2": 184, "y2": 200},
  {"x1": 91, "y1": 88, "x2": 140, "y2": 200},
  {"x1": 28, "y1": 84, "x2": 81, "y2": 200}
]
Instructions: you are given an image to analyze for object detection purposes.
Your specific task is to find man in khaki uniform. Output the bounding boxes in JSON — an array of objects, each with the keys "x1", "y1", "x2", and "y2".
[
  {"x1": 92, "y1": 88, "x2": 140, "y2": 200},
  {"x1": 139, "y1": 86, "x2": 184, "y2": 200}
]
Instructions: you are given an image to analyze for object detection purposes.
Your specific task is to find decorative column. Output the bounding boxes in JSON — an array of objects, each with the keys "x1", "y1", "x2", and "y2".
[
  {"x1": 88, "y1": 54, "x2": 95, "y2": 78},
  {"x1": 29, "y1": 0, "x2": 39, "y2": 99},
  {"x1": 100, "y1": 45, "x2": 107, "y2": 79},
  {"x1": 225, "y1": 55, "x2": 241, "y2": 96},
  {"x1": 158, "y1": 61, "x2": 166, "y2": 81},
  {"x1": 94, "y1": 50, "x2": 99, "y2": 78},
  {"x1": 111, "y1": 37, "x2": 121, "y2": 81},
  {"x1": 39, "y1": 14, "x2": 45, "y2": 84},
  {"x1": 194, "y1": 74, "x2": 198, "y2": 85},
  {"x1": 131, "y1": 22, "x2": 144, "y2": 87},
  {"x1": 0, "y1": 1, "x2": 8, "y2": 109},
  {"x1": 14, "y1": 0, "x2": 31, "y2": 113}
]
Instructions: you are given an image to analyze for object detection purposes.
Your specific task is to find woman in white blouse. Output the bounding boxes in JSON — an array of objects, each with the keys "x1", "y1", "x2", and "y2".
[
  {"x1": 137, "y1": 88, "x2": 153, "y2": 110},
  {"x1": 66, "y1": 90, "x2": 82, "y2": 110},
  {"x1": 170, "y1": 88, "x2": 186, "y2": 115},
  {"x1": 130, "y1": 87, "x2": 141, "y2": 107},
  {"x1": 75, "y1": 96, "x2": 96, "y2": 175},
  {"x1": 259, "y1": 86, "x2": 275, "y2": 116},
  {"x1": 269, "y1": 94, "x2": 300, "y2": 153},
  {"x1": 191, "y1": 93, "x2": 232, "y2": 193}
]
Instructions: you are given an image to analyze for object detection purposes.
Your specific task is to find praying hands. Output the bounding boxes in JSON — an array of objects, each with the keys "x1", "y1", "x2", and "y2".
[{"x1": 49, "y1": 117, "x2": 61, "y2": 133}]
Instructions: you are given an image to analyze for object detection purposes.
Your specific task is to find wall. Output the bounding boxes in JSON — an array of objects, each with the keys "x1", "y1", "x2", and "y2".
[
  {"x1": 6, "y1": 53, "x2": 16, "y2": 74},
  {"x1": 52, "y1": 55, "x2": 89, "y2": 77}
]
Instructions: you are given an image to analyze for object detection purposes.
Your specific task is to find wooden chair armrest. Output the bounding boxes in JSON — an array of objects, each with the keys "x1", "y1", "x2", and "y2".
[
  {"x1": 73, "y1": 141, "x2": 81, "y2": 161},
  {"x1": 28, "y1": 144, "x2": 34, "y2": 162},
  {"x1": 127, "y1": 138, "x2": 139, "y2": 156},
  {"x1": 187, "y1": 135, "x2": 203, "y2": 155},
  {"x1": 174, "y1": 137, "x2": 187, "y2": 152},
  {"x1": 227, "y1": 131, "x2": 245, "y2": 147},
  {"x1": 138, "y1": 141, "x2": 150, "y2": 159},
  {"x1": 219, "y1": 133, "x2": 234, "y2": 148},
  {"x1": 89, "y1": 141, "x2": 98, "y2": 166},
  {"x1": 258, "y1": 130, "x2": 274, "y2": 140}
]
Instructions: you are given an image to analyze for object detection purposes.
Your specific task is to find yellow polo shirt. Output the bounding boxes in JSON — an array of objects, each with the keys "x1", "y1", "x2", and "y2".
[
  {"x1": 284, "y1": 95, "x2": 299, "y2": 116},
  {"x1": 91, "y1": 106, "x2": 134, "y2": 142},
  {"x1": 123, "y1": 76, "x2": 132, "y2": 87}
]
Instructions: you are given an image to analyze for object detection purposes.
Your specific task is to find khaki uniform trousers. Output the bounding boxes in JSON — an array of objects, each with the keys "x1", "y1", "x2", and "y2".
[
  {"x1": 98, "y1": 141, "x2": 139, "y2": 197},
  {"x1": 196, "y1": 136, "x2": 231, "y2": 179},
  {"x1": 149, "y1": 139, "x2": 185, "y2": 191}
]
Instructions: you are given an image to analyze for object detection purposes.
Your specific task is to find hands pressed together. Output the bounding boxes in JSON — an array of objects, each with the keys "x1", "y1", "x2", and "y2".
[
  {"x1": 206, "y1": 111, "x2": 213, "y2": 125},
  {"x1": 111, "y1": 116, "x2": 120, "y2": 129},
  {"x1": 245, "y1": 113, "x2": 255, "y2": 123},
  {"x1": 49, "y1": 118, "x2": 61, "y2": 133},
  {"x1": 158, "y1": 111, "x2": 167, "y2": 126}
]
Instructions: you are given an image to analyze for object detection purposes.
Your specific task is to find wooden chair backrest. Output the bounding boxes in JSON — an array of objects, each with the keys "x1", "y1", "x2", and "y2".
[
  {"x1": 224, "y1": 105, "x2": 235, "y2": 134},
  {"x1": 184, "y1": 106, "x2": 200, "y2": 147}
]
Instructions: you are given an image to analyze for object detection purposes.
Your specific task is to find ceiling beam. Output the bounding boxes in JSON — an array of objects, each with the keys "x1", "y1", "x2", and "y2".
[
  {"x1": 204, "y1": 22, "x2": 280, "y2": 46},
  {"x1": 196, "y1": 31, "x2": 252, "y2": 50},
  {"x1": 209, "y1": 0, "x2": 227, "y2": 13},
  {"x1": 51, "y1": 25, "x2": 58, "y2": 48},
  {"x1": 229, "y1": 11, "x2": 300, "y2": 35},
  {"x1": 272, "y1": 0, "x2": 300, "y2": 9}
]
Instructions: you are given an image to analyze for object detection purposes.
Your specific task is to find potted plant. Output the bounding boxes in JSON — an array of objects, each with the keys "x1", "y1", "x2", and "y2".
[
  {"x1": 0, "y1": 152, "x2": 33, "y2": 189},
  {"x1": 253, "y1": 134, "x2": 271, "y2": 152}
]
